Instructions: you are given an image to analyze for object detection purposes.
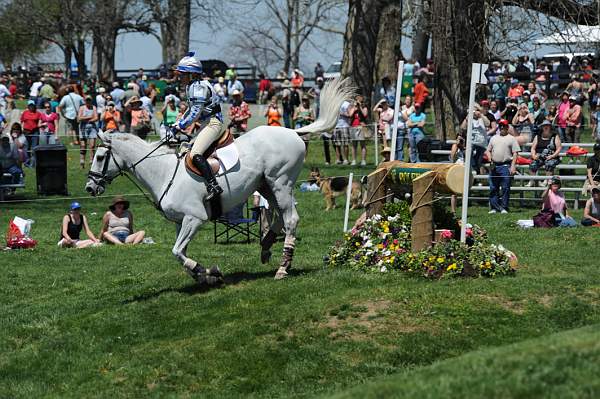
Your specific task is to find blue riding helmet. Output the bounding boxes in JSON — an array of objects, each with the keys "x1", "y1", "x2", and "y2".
[
  {"x1": 70, "y1": 201, "x2": 81, "y2": 210},
  {"x1": 175, "y1": 51, "x2": 203, "y2": 74}
]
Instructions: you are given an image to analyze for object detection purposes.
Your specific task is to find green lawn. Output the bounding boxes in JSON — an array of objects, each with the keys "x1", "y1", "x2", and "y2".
[{"x1": 1, "y1": 115, "x2": 599, "y2": 398}]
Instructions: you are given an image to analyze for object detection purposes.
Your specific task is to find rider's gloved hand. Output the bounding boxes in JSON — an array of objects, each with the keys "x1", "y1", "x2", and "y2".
[{"x1": 168, "y1": 125, "x2": 180, "y2": 140}]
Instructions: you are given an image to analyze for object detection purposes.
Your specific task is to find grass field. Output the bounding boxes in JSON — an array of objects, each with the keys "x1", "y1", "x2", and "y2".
[{"x1": 1, "y1": 112, "x2": 600, "y2": 398}]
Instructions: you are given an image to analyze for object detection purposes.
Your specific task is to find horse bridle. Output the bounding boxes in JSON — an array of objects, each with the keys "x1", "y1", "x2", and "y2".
[
  {"x1": 87, "y1": 138, "x2": 180, "y2": 215},
  {"x1": 87, "y1": 144, "x2": 124, "y2": 187}
]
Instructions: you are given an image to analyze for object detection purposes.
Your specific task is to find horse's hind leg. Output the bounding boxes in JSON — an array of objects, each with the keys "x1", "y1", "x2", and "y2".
[
  {"x1": 255, "y1": 190, "x2": 281, "y2": 264},
  {"x1": 172, "y1": 216, "x2": 223, "y2": 286},
  {"x1": 268, "y1": 181, "x2": 299, "y2": 280}
]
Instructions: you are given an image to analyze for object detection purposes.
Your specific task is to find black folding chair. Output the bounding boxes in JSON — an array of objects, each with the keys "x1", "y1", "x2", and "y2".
[{"x1": 213, "y1": 201, "x2": 261, "y2": 244}]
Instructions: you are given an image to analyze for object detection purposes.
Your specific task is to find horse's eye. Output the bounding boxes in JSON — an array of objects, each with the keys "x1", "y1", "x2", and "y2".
[{"x1": 96, "y1": 155, "x2": 105, "y2": 161}]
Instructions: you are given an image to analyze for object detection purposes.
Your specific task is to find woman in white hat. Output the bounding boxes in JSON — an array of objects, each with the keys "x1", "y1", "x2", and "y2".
[{"x1": 170, "y1": 51, "x2": 223, "y2": 200}]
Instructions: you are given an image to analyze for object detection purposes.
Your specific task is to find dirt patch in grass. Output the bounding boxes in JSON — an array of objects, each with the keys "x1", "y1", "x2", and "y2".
[
  {"x1": 322, "y1": 300, "x2": 429, "y2": 340},
  {"x1": 537, "y1": 294, "x2": 553, "y2": 308},
  {"x1": 476, "y1": 294, "x2": 526, "y2": 315}
]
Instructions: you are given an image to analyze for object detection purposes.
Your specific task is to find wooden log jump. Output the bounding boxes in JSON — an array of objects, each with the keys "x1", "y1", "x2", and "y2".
[{"x1": 365, "y1": 161, "x2": 471, "y2": 252}]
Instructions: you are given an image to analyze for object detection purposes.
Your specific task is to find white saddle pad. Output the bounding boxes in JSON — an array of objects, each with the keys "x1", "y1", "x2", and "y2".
[{"x1": 215, "y1": 142, "x2": 239, "y2": 175}]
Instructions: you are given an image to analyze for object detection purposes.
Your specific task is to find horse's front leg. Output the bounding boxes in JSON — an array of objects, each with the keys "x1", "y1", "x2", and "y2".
[{"x1": 172, "y1": 215, "x2": 223, "y2": 286}]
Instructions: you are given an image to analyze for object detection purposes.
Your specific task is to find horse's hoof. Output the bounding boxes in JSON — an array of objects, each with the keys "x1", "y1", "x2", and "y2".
[
  {"x1": 208, "y1": 266, "x2": 224, "y2": 278},
  {"x1": 196, "y1": 272, "x2": 223, "y2": 287},
  {"x1": 261, "y1": 249, "x2": 272, "y2": 264},
  {"x1": 206, "y1": 275, "x2": 224, "y2": 287},
  {"x1": 274, "y1": 267, "x2": 288, "y2": 280}
]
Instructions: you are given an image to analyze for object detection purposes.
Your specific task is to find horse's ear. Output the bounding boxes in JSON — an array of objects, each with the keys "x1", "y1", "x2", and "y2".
[{"x1": 98, "y1": 131, "x2": 110, "y2": 144}]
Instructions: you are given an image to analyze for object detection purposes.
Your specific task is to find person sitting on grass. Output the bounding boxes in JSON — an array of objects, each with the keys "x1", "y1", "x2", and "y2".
[
  {"x1": 57, "y1": 202, "x2": 101, "y2": 248},
  {"x1": 540, "y1": 176, "x2": 576, "y2": 227},
  {"x1": 100, "y1": 196, "x2": 145, "y2": 245},
  {"x1": 582, "y1": 187, "x2": 600, "y2": 226},
  {"x1": 0, "y1": 134, "x2": 23, "y2": 186},
  {"x1": 586, "y1": 143, "x2": 600, "y2": 190},
  {"x1": 527, "y1": 120, "x2": 561, "y2": 187}
]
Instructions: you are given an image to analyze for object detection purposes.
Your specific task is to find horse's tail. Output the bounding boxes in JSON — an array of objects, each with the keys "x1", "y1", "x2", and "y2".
[{"x1": 296, "y1": 77, "x2": 355, "y2": 136}]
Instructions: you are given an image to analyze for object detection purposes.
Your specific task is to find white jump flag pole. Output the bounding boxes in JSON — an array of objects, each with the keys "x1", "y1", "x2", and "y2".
[
  {"x1": 460, "y1": 63, "x2": 488, "y2": 243},
  {"x1": 374, "y1": 125, "x2": 379, "y2": 165},
  {"x1": 343, "y1": 173, "x2": 354, "y2": 232},
  {"x1": 390, "y1": 61, "x2": 405, "y2": 161}
]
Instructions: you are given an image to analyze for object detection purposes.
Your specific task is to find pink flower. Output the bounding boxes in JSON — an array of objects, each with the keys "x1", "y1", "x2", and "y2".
[
  {"x1": 393, "y1": 239, "x2": 398, "y2": 245},
  {"x1": 466, "y1": 228, "x2": 473, "y2": 237},
  {"x1": 441, "y1": 230, "x2": 453, "y2": 239}
]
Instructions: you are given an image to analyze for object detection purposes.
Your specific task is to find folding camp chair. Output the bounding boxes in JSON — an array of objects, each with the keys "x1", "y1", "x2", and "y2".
[{"x1": 213, "y1": 201, "x2": 261, "y2": 244}]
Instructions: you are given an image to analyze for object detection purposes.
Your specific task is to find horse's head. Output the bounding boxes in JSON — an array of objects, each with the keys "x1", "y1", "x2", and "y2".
[{"x1": 85, "y1": 132, "x2": 123, "y2": 196}]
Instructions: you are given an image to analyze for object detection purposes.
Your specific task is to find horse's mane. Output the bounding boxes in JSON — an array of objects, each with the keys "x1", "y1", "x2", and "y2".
[{"x1": 105, "y1": 132, "x2": 173, "y2": 155}]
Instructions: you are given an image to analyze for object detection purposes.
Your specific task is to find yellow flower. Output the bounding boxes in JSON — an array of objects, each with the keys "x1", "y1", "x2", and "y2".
[
  {"x1": 437, "y1": 257, "x2": 444, "y2": 263},
  {"x1": 355, "y1": 242, "x2": 360, "y2": 247},
  {"x1": 447, "y1": 263, "x2": 457, "y2": 271},
  {"x1": 377, "y1": 243, "x2": 384, "y2": 249},
  {"x1": 383, "y1": 226, "x2": 390, "y2": 233}
]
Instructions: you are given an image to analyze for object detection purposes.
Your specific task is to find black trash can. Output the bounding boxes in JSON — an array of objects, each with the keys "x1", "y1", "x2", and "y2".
[{"x1": 34, "y1": 144, "x2": 68, "y2": 195}]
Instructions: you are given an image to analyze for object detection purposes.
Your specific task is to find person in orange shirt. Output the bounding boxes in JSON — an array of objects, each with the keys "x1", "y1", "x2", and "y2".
[
  {"x1": 264, "y1": 95, "x2": 282, "y2": 126},
  {"x1": 102, "y1": 101, "x2": 121, "y2": 132},
  {"x1": 413, "y1": 76, "x2": 429, "y2": 109},
  {"x1": 507, "y1": 79, "x2": 524, "y2": 99},
  {"x1": 291, "y1": 69, "x2": 304, "y2": 88}
]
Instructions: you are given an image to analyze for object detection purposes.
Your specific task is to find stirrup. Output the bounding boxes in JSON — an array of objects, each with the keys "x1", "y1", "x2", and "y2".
[{"x1": 205, "y1": 183, "x2": 223, "y2": 200}]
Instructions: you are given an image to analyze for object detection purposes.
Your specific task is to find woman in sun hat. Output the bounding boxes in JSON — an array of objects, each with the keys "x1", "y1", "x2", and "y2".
[
  {"x1": 125, "y1": 95, "x2": 151, "y2": 139},
  {"x1": 100, "y1": 196, "x2": 145, "y2": 245},
  {"x1": 58, "y1": 202, "x2": 101, "y2": 248}
]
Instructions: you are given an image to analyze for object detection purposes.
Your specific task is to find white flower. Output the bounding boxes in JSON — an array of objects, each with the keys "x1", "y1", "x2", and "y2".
[
  {"x1": 364, "y1": 240, "x2": 373, "y2": 248},
  {"x1": 380, "y1": 265, "x2": 387, "y2": 273},
  {"x1": 497, "y1": 244, "x2": 505, "y2": 252}
]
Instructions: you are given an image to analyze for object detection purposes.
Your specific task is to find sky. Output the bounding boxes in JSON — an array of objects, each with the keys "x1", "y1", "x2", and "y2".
[
  {"x1": 47, "y1": 14, "x2": 348, "y2": 75},
  {"x1": 43, "y1": 7, "x2": 593, "y2": 76}
]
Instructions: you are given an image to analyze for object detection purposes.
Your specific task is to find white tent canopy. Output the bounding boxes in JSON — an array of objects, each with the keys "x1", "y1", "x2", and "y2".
[{"x1": 535, "y1": 25, "x2": 600, "y2": 45}]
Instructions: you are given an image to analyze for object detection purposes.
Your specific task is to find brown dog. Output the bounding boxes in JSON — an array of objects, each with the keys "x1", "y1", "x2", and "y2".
[{"x1": 310, "y1": 167, "x2": 363, "y2": 211}]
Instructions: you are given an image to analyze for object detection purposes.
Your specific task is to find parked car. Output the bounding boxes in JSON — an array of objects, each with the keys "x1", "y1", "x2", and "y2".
[{"x1": 323, "y1": 62, "x2": 341, "y2": 79}]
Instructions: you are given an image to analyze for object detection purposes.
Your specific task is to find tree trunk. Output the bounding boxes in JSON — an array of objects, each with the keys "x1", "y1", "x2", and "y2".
[
  {"x1": 63, "y1": 47, "x2": 72, "y2": 79},
  {"x1": 373, "y1": 4, "x2": 402, "y2": 86},
  {"x1": 430, "y1": 0, "x2": 488, "y2": 140},
  {"x1": 162, "y1": 0, "x2": 191, "y2": 63},
  {"x1": 411, "y1": 0, "x2": 430, "y2": 65},
  {"x1": 341, "y1": 0, "x2": 397, "y2": 103},
  {"x1": 73, "y1": 38, "x2": 87, "y2": 79},
  {"x1": 91, "y1": 30, "x2": 117, "y2": 82},
  {"x1": 283, "y1": 0, "x2": 294, "y2": 73}
]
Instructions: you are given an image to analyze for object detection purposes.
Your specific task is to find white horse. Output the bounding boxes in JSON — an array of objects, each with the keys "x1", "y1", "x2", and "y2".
[{"x1": 85, "y1": 78, "x2": 353, "y2": 286}]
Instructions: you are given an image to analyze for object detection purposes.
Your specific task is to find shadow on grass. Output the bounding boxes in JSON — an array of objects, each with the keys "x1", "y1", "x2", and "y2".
[{"x1": 122, "y1": 268, "x2": 316, "y2": 303}]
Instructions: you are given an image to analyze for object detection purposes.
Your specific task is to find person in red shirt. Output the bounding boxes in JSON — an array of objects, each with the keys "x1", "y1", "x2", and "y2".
[
  {"x1": 227, "y1": 90, "x2": 251, "y2": 137},
  {"x1": 257, "y1": 73, "x2": 271, "y2": 104},
  {"x1": 20, "y1": 100, "x2": 42, "y2": 162},
  {"x1": 413, "y1": 76, "x2": 429, "y2": 109},
  {"x1": 8, "y1": 78, "x2": 17, "y2": 97},
  {"x1": 39, "y1": 101, "x2": 60, "y2": 145}
]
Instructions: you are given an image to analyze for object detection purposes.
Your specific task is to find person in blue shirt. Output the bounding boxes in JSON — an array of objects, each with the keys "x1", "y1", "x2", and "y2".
[{"x1": 406, "y1": 103, "x2": 426, "y2": 162}]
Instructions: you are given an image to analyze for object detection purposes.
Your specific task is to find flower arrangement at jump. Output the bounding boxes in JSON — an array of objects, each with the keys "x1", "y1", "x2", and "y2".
[{"x1": 326, "y1": 202, "x2": 517, "y2": 279}]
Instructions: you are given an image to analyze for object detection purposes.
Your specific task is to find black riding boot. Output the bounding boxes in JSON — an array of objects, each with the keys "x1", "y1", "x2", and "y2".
[{"x1": 192, "y1": 154, "x2": 223, "y2": 200}]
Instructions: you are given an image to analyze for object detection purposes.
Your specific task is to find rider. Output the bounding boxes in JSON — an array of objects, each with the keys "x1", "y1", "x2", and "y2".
[{"x1": 171, "y1": 51, "x2": 223, "y2": 200}]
